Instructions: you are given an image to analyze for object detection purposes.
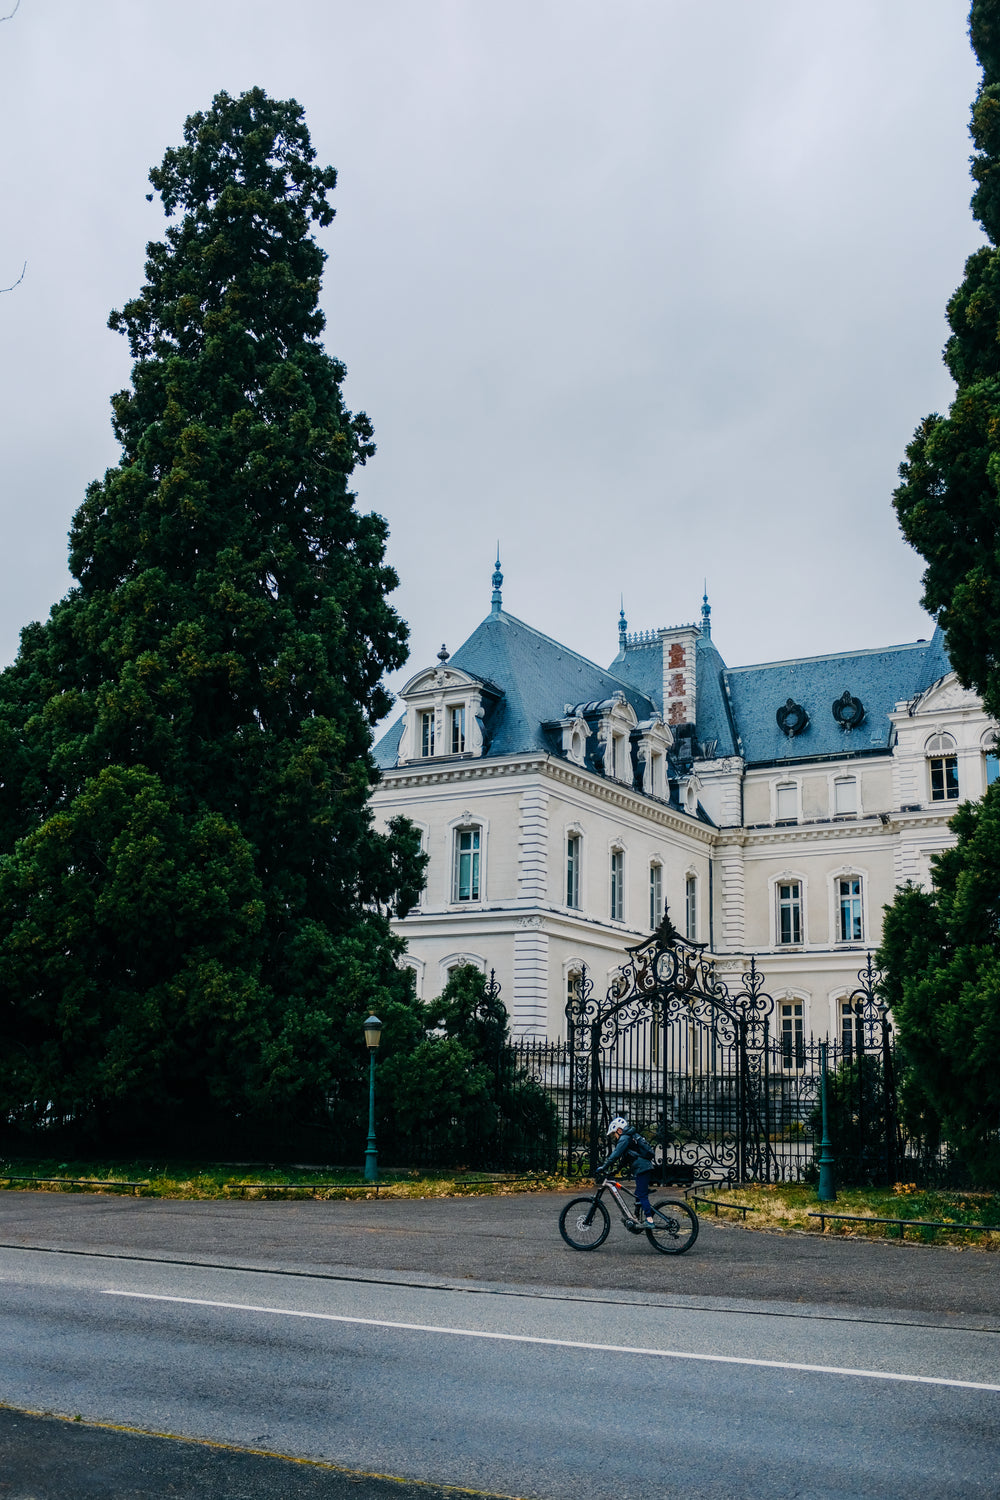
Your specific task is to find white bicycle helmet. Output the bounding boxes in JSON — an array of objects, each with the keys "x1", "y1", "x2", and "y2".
[{"x1": 607, "y1": 1115, "x2": 629, "y2": 1135}]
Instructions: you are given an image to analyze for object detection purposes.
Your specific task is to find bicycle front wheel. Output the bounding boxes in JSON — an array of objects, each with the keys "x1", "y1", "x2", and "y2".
[
  {"x1": 645, "y1": 1198, "x2": 699, "y2": 1255},
  {"x1": 559, "y1": 1196, "x2": 611, "y2": 1250}
]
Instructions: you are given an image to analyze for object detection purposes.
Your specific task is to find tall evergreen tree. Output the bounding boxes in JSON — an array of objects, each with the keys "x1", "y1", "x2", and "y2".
[
  {"x1": 0, "y1": 89, "x2": 425, "y2": 1147},
  {"x1": 882, "y1": 3, "x2": 1000, "y2": 1179},
  {"x1": 894, "y1": 0, "x2": 1000, "y2": 720}
]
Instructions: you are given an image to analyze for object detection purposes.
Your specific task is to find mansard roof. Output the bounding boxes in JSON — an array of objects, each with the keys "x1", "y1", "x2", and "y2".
[
  {"x1": 373, "y1": 609, "x2": 659, "y2": 768},
  {"x1": 374, "y1": 602, "x2": 956, "y2": 776},
  {"x1": 722, "y1": 627, "x2": 952, "y2": 766},
  {"x1": 611, "y1": 621, "x2": 953, "y2": 766}
]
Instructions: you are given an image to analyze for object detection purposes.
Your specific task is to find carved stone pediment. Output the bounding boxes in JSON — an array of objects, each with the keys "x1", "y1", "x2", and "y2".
[{"x1": 912, "y1": 673, "x2": 982, "y2": 716}]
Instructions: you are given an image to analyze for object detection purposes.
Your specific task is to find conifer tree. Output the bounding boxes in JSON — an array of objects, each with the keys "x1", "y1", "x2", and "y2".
[
  {"x1": 894, "y1": 0, "x2": 1000, "y2": 719},
  {"x1": 0, "y1": 89, "x2": 425, "y2": 1148},
  {"x1": 882, "y1": 3, "x2": 1000, "y2": 1179}
]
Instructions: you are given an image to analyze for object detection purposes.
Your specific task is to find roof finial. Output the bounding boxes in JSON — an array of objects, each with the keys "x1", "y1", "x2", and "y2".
[
  {"x1": 437, "y1": 643, "x2": 450, "y2": 663},
  {"x1": 701, "y1": 582, "x2": 711, "y2": 638},
  {"x1": 491, "y1": 546, "x2": 503, "y2": 615},
  {"x1": 619, "y1": 595, "x2": 628, "y2": 651}
]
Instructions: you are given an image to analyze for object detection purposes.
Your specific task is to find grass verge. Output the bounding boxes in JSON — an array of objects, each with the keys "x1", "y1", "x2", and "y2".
[
  {"x1": 690, "y1": 1182, "x2": 1000, "y2": 1248},
  {"x1": 1, "y1": 1162, "x2": 997, "y2": 1248},
  {"x1": 0, "y1": 1157, "x2": 565, "y2": 1202}
]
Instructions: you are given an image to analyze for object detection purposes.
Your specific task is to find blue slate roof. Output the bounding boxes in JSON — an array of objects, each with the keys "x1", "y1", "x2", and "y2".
[
  {"x1": 373, "y1": 610, "x2": 660, "y2": 769},
  {"x1": 373, "y1": 716, "x2": 404, "y2": 769},
  {"x1": 374, "y1": 604, "x2": 955, "y2": 778},
  {"x1": 722, "y1": 627, "x2": 951, "y2": 765}
]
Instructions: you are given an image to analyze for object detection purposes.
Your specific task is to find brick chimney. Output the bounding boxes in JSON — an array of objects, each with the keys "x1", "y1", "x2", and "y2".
[{"x1": 659, "y1": 624, "x2": 699, "y2": 726}]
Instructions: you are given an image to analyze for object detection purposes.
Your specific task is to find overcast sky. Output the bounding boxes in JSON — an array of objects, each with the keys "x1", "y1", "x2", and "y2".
[{"x1": 0, "y1": 1, "x2": 985, "y2": 718}]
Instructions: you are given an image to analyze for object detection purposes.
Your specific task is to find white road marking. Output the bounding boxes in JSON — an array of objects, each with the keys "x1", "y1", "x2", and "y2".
[{"x1": 102, "y1": 1290, "x2": 1000, "y2": 1393}]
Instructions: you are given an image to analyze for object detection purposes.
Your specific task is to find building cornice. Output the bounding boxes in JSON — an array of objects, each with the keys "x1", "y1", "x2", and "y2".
[
  {"x1": 392, "y1": 903, "x2": 650, "y2": 950},
  {"x1": 714, "y1": 810, "x2": 954, "y2": 851},
  {"x1": 374, "y1": 752, "x2": 716, "y2": 844}
]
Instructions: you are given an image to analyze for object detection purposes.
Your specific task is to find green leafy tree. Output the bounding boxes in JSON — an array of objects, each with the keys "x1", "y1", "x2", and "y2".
[
  {"x1": 893, "y1": 0, "x2": 1000, "y2": 721},
  {"x1": 880, "y1": 794, "x2": 1000, "y2": 1182},
  {"x1": 382, "y1": 966, "x2": 559, "y2": 1170},
  {"x1": 0, "y1": 88, "x2": 426, "y2": 1149}
]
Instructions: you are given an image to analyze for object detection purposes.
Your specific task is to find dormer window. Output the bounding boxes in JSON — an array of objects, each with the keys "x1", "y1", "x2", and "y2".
[
  {"x1": 556, "y1": 710, "x2": 590, "y2": 767},
  {"x1": 597, "y1": 693, "x2": 639, "y2": 785},
  {"x1": 682, "y1": 777, "x2": 701, "y2": 815},
  {"x1": 637, "y1": 717, "x2": 673, "y2": 799},
  {"x1": 396, "y1": 663, "x2": 496, "y2": 764}
]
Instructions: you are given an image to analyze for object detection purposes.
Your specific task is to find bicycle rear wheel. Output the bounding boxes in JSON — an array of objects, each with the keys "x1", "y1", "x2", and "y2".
[
  {"x1": 559, "y1": 1196, "x2": 611, "y2": 1250},
  {"x1": 645, "y1": 1198, "x2": 698, "y2": 1255}
]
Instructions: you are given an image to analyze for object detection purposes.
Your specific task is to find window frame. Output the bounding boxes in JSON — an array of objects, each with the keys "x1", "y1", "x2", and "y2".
[
  {"x1": 610, "y1": 846, "x2": 625, "y2": 923},
  {"x1": 685, "y1": 872, "x2": 697, "y2": 941},
  {"x1": 926, "y1": 733, "x2": 959, "y2": 802},
  {"x1": 649, "y1": 861, "x2": 663, "y2": 931},
  {"x1": 982, "y1": 731, "x2": 999, "y2": 791},
  {"x1": 779, "y1": 999, "x2": 805, "y2": 1070},
  {"x1": 420, "y1": 709, "x2": 436, "y2": 758},
  {"x1": 836, "y1": 874, "x2": 864, "y2": 943},
  {"x1": 833, "y1": 775, "x2": 858, "y2": 817},
  {"x1": 451, "y1": 822, "x2": 484, "y2": 904},
  {"x1": 450, "y1": 704, "x2": 466, "y2": 755},
  {"x1": 776, "y1": 879, "x2": 803, "y2": 946},
  {"x1": 774, "y1": 780, "x2": 798, "y2": 824},
  {"x1": 840, "y1": 998, "x2": 863, "y2": 1056},
  {"x1": 566, "y1": 832, "x2": 582, "y2": 910}
]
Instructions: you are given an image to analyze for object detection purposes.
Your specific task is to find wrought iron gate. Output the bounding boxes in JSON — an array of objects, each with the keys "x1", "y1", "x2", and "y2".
[{"x1": 565, "y1": 921, "x2": 777, "y2": 1184}]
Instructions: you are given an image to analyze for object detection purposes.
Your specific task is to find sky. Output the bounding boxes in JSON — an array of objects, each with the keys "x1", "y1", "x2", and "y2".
[{"x1": 0, "y1": 0, "x2": 986, "y2": 720}]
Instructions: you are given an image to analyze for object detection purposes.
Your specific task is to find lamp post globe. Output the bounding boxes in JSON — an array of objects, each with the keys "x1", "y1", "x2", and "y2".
[{"x1": 364, "y1": 1015, "x2": 382, "y2": 1184}]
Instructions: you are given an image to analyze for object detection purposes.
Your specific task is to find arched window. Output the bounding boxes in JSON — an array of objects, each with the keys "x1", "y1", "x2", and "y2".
[
  {"x1": 926, "y1": 733, "x2": 959, "y2": 801},
  {"x1": 982, "y1": 731, "x2": 999, "y2": 789}
]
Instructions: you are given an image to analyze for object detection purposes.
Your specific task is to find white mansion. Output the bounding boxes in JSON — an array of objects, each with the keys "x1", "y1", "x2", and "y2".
[{"x1": 372, "y1": 561, "x2": 996, "y2": 1044}]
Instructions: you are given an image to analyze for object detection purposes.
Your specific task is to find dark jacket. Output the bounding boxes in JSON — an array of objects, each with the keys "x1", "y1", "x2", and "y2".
[{"x1": 597, "y1": 1126, "x2": 655, "y2": 1179}]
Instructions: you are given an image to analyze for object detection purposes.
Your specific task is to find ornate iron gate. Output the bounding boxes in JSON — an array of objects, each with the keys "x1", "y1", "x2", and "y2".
[{"x1": 565, "y1": 921, "x2": 777, "y2": 1184}]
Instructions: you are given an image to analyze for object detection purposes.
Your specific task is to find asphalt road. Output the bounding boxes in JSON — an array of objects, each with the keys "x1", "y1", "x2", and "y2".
[
  {"x1": 1, "y1": 1189, "x2": 998, "y2": 1498},
  {"x1": 2, "y1": 1188, "x2": 999, "y2": 1318}
]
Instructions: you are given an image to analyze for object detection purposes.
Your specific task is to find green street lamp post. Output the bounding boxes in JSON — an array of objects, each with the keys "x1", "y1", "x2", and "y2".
[
  {"x1": 363, "y1": 1014, "x2": 382, "y2": 1184},
  {"x1": 817, "y1": 1039, "x2": 837, "y2": 1202}
]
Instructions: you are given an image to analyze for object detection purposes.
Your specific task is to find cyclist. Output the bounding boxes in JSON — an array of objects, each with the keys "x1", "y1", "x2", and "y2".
[{"x1": 596, "y1": 1116, "x2": 656, "y2": 1225}]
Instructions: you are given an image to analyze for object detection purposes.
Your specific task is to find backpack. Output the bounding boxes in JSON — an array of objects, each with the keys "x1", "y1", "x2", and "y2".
[{"x1": 624, "y1": 1128, "x2": 654, "y2": 1167}]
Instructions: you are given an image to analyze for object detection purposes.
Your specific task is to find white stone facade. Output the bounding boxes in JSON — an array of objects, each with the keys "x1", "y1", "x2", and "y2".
[{"x1": 372, "y1": 605, "x2": 996, "y2": 1040}]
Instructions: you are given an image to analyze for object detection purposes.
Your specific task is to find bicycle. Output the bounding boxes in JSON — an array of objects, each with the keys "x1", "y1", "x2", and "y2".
[{"x1": 558, "y1": 1175, "x2": 699, "y2": 1255}]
